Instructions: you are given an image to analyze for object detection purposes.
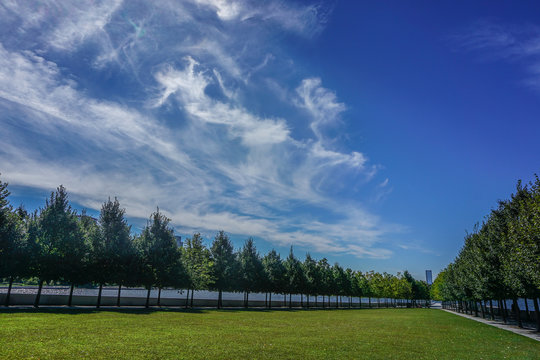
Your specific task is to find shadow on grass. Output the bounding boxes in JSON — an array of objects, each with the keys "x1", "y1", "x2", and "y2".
[
  {"x1": 0, "y1": 305, "x2": 417, "y2": 316},
  {"x1": 0, "y1": 306, "x2": 208, "y2": 315}
]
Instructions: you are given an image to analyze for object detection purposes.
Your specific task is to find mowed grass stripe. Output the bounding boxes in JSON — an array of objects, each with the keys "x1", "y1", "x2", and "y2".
[{"x1": 0, "y1": 309, "x2": 538, "y2": 359}]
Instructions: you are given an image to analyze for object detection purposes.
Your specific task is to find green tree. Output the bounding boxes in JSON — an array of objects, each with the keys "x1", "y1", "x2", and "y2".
[
  {"x1": 238, "y1": 238, "x2": 264, "y2": 308},
  {"x1": 284, "y1": 247, "x2": 305, "y2": 308},
  {"x1": 331, "y1": 264, "x2": 348, "y2": 308},
  {"x1": 30, "y1": 186, "x2": 86, "y2": 308},
  {"x1": 302, "y1": 253, "x2": 319, "y2": 308},
  {"x1": 370, "y1": 271, "x2": 385, "y2": 308},
  {"x1": 262, "y1": 249, "x2": 286, "y2": 308},
  {"x1": 353, "y1": 271, "x2": 368, "y2": 307},
  {"x1": 210, "y1": 231, "x2": 237, "y2": 309},
  {"x1": 87, "y1": 198, "x2": 135, "y2": 308},
  {"x1": 136, "y1": 209, "x2": 186, "y2": 308},
  {"x1": 0, "y1": 177, "x2": 26, "y2": 306},
  {"x1": 396, "y1": 273, "x2": 412, "y2": 306},
  {"x1": 183, "y1": 233, "x2": 213, "y2": 308},
  {"x1": 317, "y1": 258, "x2": 332, "y2": 308}
]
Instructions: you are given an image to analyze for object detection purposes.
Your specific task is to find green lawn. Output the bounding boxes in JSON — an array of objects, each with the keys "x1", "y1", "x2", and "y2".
[{"x1": 0, "y1": 308, "x2": 538, "y2": 359}]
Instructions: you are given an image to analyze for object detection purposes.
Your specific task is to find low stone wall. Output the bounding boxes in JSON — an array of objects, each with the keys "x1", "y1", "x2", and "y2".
[
  {"x1": 0, "y1": 293, "x2": 268, "y2": 307},
  {"x1": 0, "y1": 293, "x2": 384, "y2": 308}
]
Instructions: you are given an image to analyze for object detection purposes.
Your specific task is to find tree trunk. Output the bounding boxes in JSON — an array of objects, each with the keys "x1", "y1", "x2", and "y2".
[
  {"x1": 513, "y1": 298, "x2": 523, "y2": 328},
  {"x1": 524, "y1": 298, "x2": 531, "y2": 321},
  {"x1": 499, "y1": 299, "x2": 507, "y2": 324},
  {"x1": 336, "y1": 296, "x2": 339, "y2": 309},
  {"x1": 307, "y1": 294, "x2": 309, "y2": 309},
  {"x1": 185, "y1": 289, "x2": 189, "y2": 309},
  {"x1": 322, "y1": 295, "x2": 325, "y2": 309},
  {"x1": 68, "y1": 283, "x2": 75, "y2": 307},
  {"x1": 289, "y1": 293, "x2": 292, "y2": 309},
  {"x1": 369, "y1": 297, "x2": 371, "y2": 308},
  {"x1": 116, "y1": 284, "x2": 122, "y2": 307},
  {"x1": 301, "y1": 294, "x2": 303, "y2": 308},
  {"x1": 246, "y1": 292, "x2": 249, "y2": 308},
  {"x1": 97, "y1": 283, "x2": 103, "y2": 308},
  {"x1": 218, "y1": 289, "x2": 222, "y2": 309},
  {"x1": 269, "y1": 292, "x2": 272, "y2": 309},
  {"x1": 145, "y1": 287, "x2": 151, "y2": 308},
  {"x1": 190, "y1": 288, "x2": 194, "y2": 308},
  {"x1": 284, "y1": 294, "x2": 286, "y2": 307},
  {"x1": 480, "y1": 301, "x2": 484, "y2": 318},
  {"x1": 265, "y1": 292, "x2": 268, "y2": 308},
  {"x1": 34, "y1": 279, "x2": 44, "y2": 308},
  {"x1": 157, "y1": 288, "x2": 162, "y2": 307},
  {"x1": 474, "y1": 301, "x2": 478, "y2": 317},
  {"x1": 532, "y1": 297, "x2": 540, "y2": 332},
  {"x1": 489, "y1": 299, "x2": 494, "y2": 320},
  {"x1": 503, "y1": 299, "x2": 509, "y2": 319},
  {"x1": 5, "y1": 276, "x2": 13, "y2": 307}
]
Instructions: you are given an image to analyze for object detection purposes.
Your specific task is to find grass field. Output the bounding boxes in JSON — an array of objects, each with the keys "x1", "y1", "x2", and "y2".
[{"x1": 0, "y1": 308, "x2": 538, "y2": 359}]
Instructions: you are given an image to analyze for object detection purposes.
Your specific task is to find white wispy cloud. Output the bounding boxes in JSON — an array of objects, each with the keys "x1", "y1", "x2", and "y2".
[
  {"x1": 190, "y1": 0, "x2": 328, "y2": 35},
  {"x1": 0, "y1": 0, "x2": 398, "y2": 259},
  {"x1": 154, "y1": 56, "x2": 290, "y2": 146},
  {"x1": 48, "y1": 1, "x2": 123, "y2": 51},
  {"x1": 296, "y1": 77, "x2": 347, "y2": 141},
  {"x1": 453, "y1": 20, "x2": 540, "y2": 88}
]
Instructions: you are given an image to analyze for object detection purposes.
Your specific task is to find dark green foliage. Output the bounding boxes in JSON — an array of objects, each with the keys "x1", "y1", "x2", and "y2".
[
  {"x1": 210, "y1": 231, "x2": 238, "y2": 308},
  {"x1": 317, "y1": 258, "x2": 332, "y2": 299},
  {"x1": 0, "y1": 177, "x2": 26, "y2": 305},
  {"x1": 238, "y1": 238, "x2": 264, "y2": 297},
  {"x1": 284, "y1": 247, "x2": 306, "y2": 297},
  {"x1": 86, "y1": 198, "x2": 140, "y2": 307},
  {"x1": 332, "y1": 264, "x2": 348, "y2": 298},
  {"x1": 183, "y1": 233, "x2": 214, "y2": 291},
  {"x1": 30, "y1": 186, "x2": 87, "y2": 285},
  {"x1": 302, "y1": 253, "x2": 319, "y2": 298},
  {"x1": 87, "y1": 199, "x2": 139, "y2": 286},
  {"x1": 436, "y1": 176, "x2": 540, "y2": 329},
  {"x1": 262, "y1": 249, "x2": 286, "y2": 296},
  {"x1": 403, "y1": 270, "x2": 430, "y2": 301},
  {"x1": 0, "y1": 178, "x2": 24, "y2": 277},
  {"x1": 135, "y1": 209, "x2": 187, "y2": 292}
]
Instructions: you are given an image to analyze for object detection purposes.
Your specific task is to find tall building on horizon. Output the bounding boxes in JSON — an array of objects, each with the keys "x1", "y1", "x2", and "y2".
[
  {"x1": 425, "y1": 270, "x2": 432, "y2": 285},
  {"x1": 174, "y1": 235, "x2": 183, "y2": 248}
]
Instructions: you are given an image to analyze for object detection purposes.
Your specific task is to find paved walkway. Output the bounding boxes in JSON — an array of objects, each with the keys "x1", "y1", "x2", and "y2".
[{"x1": 443, "y1": 309, "x2": 540, "y2": 342}]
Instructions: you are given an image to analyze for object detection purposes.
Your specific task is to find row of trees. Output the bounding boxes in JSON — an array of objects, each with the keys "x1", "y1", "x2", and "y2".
[
  {"x1": 431, "y1": 176, "x2": 540, "y2": 331},
  {"x1": 0, "y1": 177, "x2": 430, "y2": 309}
]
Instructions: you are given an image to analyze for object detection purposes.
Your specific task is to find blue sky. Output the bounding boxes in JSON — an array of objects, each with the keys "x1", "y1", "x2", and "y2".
[{"x1": 1, "y1": 1, "x2": 539, "y2": 280}]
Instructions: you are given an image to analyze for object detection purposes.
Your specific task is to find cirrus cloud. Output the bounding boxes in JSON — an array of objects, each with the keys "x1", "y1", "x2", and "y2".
[{"x1": 0, "y1": 0, "x2": 397, "y2": 260}]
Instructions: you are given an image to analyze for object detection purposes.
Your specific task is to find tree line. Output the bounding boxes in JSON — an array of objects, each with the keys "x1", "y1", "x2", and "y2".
[
  {"x1": 431, "y1": 176, "x2": 540, "y2": 331},
  {"x1": 0, "y1": 177, "x2": 429, "y2": 309}
]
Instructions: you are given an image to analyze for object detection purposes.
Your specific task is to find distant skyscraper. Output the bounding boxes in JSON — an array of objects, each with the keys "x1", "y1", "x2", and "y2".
[
  {"x1": 425, "y1": 270, "x2": 432, "y2": 285},
  {"x1": 175, "y1": 235, "x2": 183, "y2": 248}
]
